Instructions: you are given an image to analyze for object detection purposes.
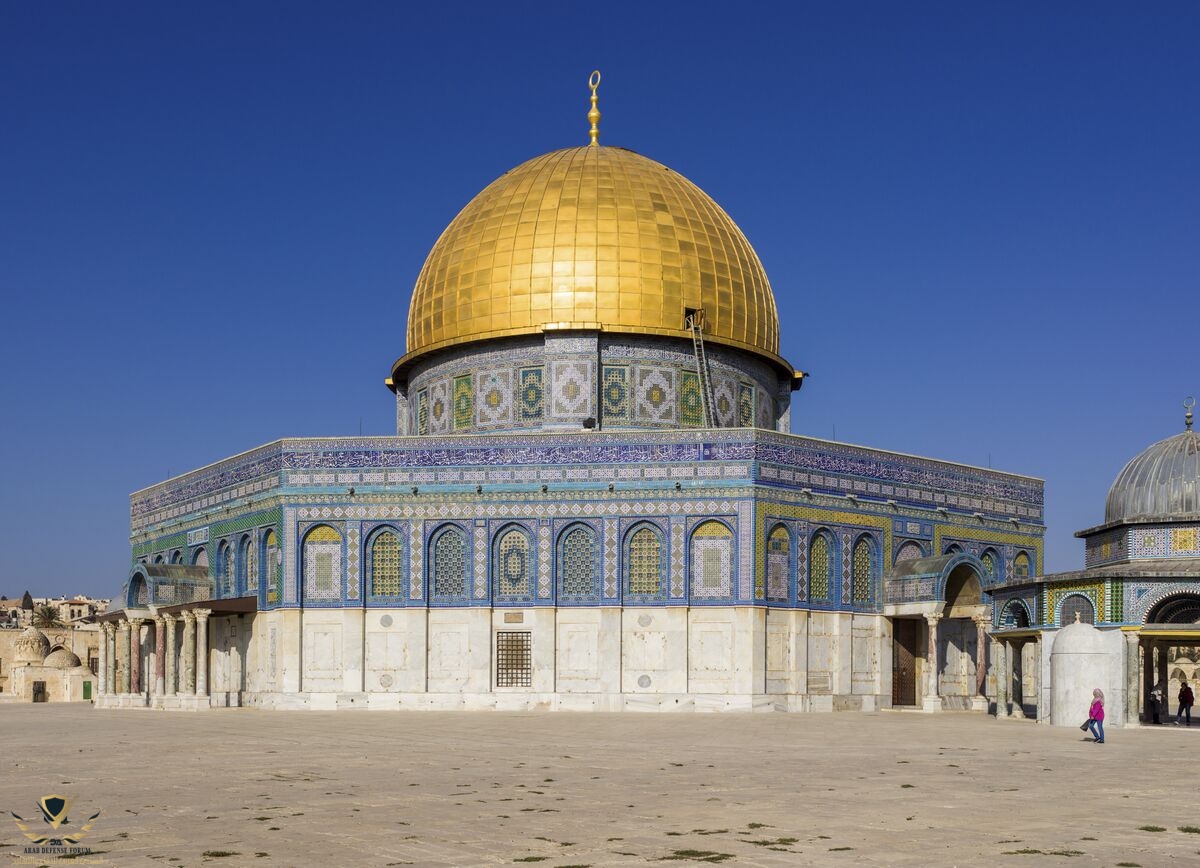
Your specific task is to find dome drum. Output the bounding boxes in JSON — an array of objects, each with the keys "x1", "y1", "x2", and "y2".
[
  {"x1": 1104, "y1": 428, "x2": 1200, "y2": 525},
  {"x1": 395, "y1": 331, "x2": 789, "y2": 436}
]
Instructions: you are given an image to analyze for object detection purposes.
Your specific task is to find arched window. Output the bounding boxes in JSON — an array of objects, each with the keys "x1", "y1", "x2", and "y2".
[
  {"x1": 766, "y1": 525, "x2": 790, "y2": 602},
  {"x1": 690, "y1": 520, "x2": 733, "y2": 599},
  {"x1": 218, "y1": 541, "x2": 235, "y2": 597},
  {"x1": 1060, "y1": 594, "x2": 1095, "y2": 625},
  {"x1": 369, "y1": 529, "x2": 404, "y2": 597},
  {"x1": 851, "y1": 535, "x2": 874, "y2": 605},
  {"x1": 945, "y1": 543, "x2": 963, "y2": 556},
  {"x1": 431, "y1": 526, "x2": 468, "y2": 601},
  {"x1": 303, "y1": 525, "x2": 342, "y2": 601},
  {"x1": 170, "y1": 550, "x2": 183, "y2": 565},
  {"x1": 558, "y1": 524, "x2": 599, "y2": 602},
  {"x1": 1014, "y1": 551, "x2": 1032, "y2": 578},
  {"x1": 1000, "y1": 600, "x2": 1031, "y2": 629},
  {"x1": 980, "y1": 548, "x2": 998, "y2": 580},
  {"x1": 895, "y1": 541, "x2": 924, "y2": 564},
  {"x1": 809, "y1": 532, "x2": 833, "y2": 603},
  {"x1": 626, "y1": 525, "x2": 664, "y2": 598},
  {"x1": 129, "y1": 575, "x2": 149, "y2": 607},
  {"x1": 494, "y1": 527, "x2": 532, "y2": 599},
  {"x1": 153, "y1": 554, "x2": 165, "y2": 565},
  {"x1": 263, "y1": 530, "x2": 280, "y2": 603},
  {"x1": 192, "y1": 547, "x2": 208, "y2": 569},
  {"x1": 241, "y1": 534, "x2": 258, "y2": 594}
]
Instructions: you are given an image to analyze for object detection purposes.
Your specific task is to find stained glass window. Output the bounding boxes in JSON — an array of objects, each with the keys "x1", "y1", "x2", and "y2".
[
  {"x1": 433, "y1": 527, "x2": 467, "y2": 599},
  {"x1": 852, "y1": 536, "x2": 872, "y2": 605},
  {"x1": 809, "y1": 533, "x2": 831, "y2": 602},
  {"x1": 981, "y1": 550, "x2": 996, "y2": 579},
  {"x1": 303, "y1": 525, "x2": 342, "y2": 601},
  {"x1": 627, "y1": 526, "x2": 663, "y2": 596},
  {"x1": 370, "y1": 531, "x2": 403, "y2": 596},
  {"x1": 767, "y1": 526, "x2": 790, "y2": 602},
  {"x1": 496, "y1": 529, "x2": 530, "y2": 597},
  {"x1": 690, "y1": 520, "x2": 733, "y2": 598},
  {"x1": 559, "y1": 525, "x2": 598, "y2": 599}
]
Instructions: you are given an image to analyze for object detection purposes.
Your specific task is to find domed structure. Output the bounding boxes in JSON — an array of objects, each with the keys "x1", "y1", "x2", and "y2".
[
  {"x1": 13, "y1": 626, "x2": 50, "y2": 664},
  {"x1": 1106, "y1": 419, "x2": 1199, "y2": 524},
  {"x1": 397, "y1": 145, "x2": 784, "y2": 372},
  {"x1": 43, "y1": 647, "x2": 82, "y2": 669}
]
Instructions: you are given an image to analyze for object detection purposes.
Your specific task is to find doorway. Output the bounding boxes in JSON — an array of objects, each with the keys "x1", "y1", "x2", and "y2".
[{"x1": 892, "y1": 619, "x2": 919, "y2": 706}]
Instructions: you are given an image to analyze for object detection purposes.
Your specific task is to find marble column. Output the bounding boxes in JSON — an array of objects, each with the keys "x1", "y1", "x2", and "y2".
[
  {"x1": 154, "y1": 616, "x2": 166, "y2": 696},
  {"x1": 105, "y1": 624, "x2": 117, "y2": 695},
  {"x1": 1009, "y1": 640, "x2": 1027, "y2": 718},
  {"x1": 973, "y1": 616, "x2": 989, "y2": 707},
  {"x1": 118, "y1": 620, "x2": 132, "y2": 694},
  {"x1": 165, "y1": 615, "x2": 178, "y2": 696},
  {"x1": 1157, "y1": 640, "x2": 1170, "y2": 721},
  {"x1": 923, "y1": 614, "x2": 941, "y2": 711},
  {"x1": 194, "y1": 609, "x2": 211, "y2": 699},
  {"x1": 1126, "y1": 631, "x2": 1141, "y2": 725},
  {"x1": 992, "y1": 639, "x2": 1008, "y2": 717},
  {"x1": 182, "y1": 611, "x2": 196, "y2": 695},
  {"x1": 129, "y1": 619, "x2": 143, "y2": 697},
  {"x1": 1143, "y1": 637, "x2": 1155, "y2": 723},
  {"x1": 97, "y1": 623, "x2": 109, "y2": 695}
]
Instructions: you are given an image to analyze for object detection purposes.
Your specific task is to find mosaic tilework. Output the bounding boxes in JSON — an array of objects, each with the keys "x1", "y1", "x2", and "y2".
[
  {"x1": 602, "y1": 365, "x2": 630, "y2": 422},
  {"x1": 538, "y1": 522, "x2": 552, "y2": 598},
  {"x1": 757, "y1": 390, "x2": 774, "y2": 430},
  {"x1": 519, "y1": 367, "x2": 544, "y2": 424},
  {"x1": 370, "y1": 530, "x2": 403, "y2": 596},
  {"x1": 634, "y1": 367, "x2": 676, "y2": 424},
  {"x1": 428, "y1": 381, "x2": 450, "y2": 434},
  {"x1": 416, "y1": 389, "x2": 429, "y2": 436},
  {"x1": 476, "y1": 370, "x2": 513, "y2": 427},
  {"x1": 738, "y1": 500, "x2": 752, "y2": 600},
  {"x1": 852, "y1": 536, "x2": 872, "y2": 604},
  {"x1": 432, "y1": 526, "x2": 468, "y2": 599},
  {"x1": 795, "y1": 525, "x2": 808, "y2": 602},
  {"x1": 473, "y1": 521, "x2": 487, "y2": 599},
  {"x1": 242, "y1": 534, "x2": 258, "y2": 593},
  {"x1": 680, "y1": 370, "x2": 703, "y2": 428},
  {"x1": 346, "y1": 524, "x2": 360, "y2": 599},
  {"x1": 551, "y1": 361, "x2": 592, "y2": 419},
  {"x1": 1174, "y1": 527, "x2": 1199, "y2": 553},
  {"x1": 931, "y1": 524, "x2": 1043, "y2": 576},
  {"x1": 265, "y1": 529, "x2": 280, "y2": 604},
  {"x1": 670, "y1": 518, "x2": 685, "y2": 598},
  {"x1": 627, "y1": 526, "x2": 664, "y2": 596},
  {"x1": 303, "y1": 524, "x2": 342, "y2": 601},
  {"x1": 453, "y1": 375, "x2": 473, "y2": 431},
  {"x1": 810, "y1": 534, "x2": 831, "y2": 602},
  {"x1": 603, "y1": 518, "x2": 618, "y2": 598},
  {"x1": 841, "y1": 532, "x2": 852, "y2": 604},
  {"x1": 283, "y1": 507, "x2": 297, "y2": 604},
  {"x1": 691, "y1": 520, "x2": 733, "y2": 599},
  {"x1": 998, "y1": 598, "x2": 1033, "y2": 628},
  {"x1": 1131, "y1": 527, "x2": 1168, "y2": 559},
  {"x1": 712, "y1": 378, "x2": 737, "y2": 427},
  {"x1": 220, "y1": 541, "x2": 235, "y2": 597},
  {"x1": 1013, "y1": 551, "x2": 1031, "y2": 578},
  {"x1": 496, "y1": 528, "x2": 530, "y2": 597},
  {"x1": 895, "y1": 540, "x2": 924, "y2": 564},
  {"x1": 1045, "y1": 582, "x2": 1103, "y2": 626},
  {"x1": 559, "y1": 525, "x2": 599, "y2": 599},
  {"x1": 738, "y1": 384, "x2": 754, "y2": 427},
  {"x1": 409, "y1": 521, "x2": 423, "y2": 599},
  {"x1": 767, "y1": 525, "x2": 790, "y2": 602}
]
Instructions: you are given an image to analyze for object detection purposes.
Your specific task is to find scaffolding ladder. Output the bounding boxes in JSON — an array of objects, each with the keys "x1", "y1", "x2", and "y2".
[{"x1": 686, "y1": 308, "x2": 718, "y2": 428}]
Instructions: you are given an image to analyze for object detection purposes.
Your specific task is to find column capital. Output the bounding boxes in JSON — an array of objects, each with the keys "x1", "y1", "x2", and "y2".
[
  {"x1": 181, "y1": 610, "x2": 197, "y2": 624},
  {"x1": 193, "y1": 608, "x2": 212, "y2": 622},
  {"x1": 118, "y1": 619, "x2": 131, "y2": 632},
  {"x1": 924, "y1": 613, "x2": 942, "y2": 625},
  {"x1": 102, "y1": 622, "x2": 115, "y2": 636}
]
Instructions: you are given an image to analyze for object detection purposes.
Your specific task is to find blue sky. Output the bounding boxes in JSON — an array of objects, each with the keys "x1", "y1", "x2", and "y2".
[{"x1": 2, "y1": 3, "x2": 1197, "y2": 598}]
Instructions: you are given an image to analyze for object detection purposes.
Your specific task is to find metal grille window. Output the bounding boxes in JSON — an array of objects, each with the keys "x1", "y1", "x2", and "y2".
[
  {"x1": 496, "y1": 529, "x2": 531, "y2": 597},
  {"x1": 433, "y1": 527, "x2": 467, "y2": 598},
  {"x1": 370, "y1": 531, "x2": 403, "y2": 596},
  {"x1": 627, "y1": 526, "x2": 663, "y2": 596},
  {"x1": 559, "y1": 525, "x2": 598, "y2": 599},
  {"x1": 809, "y1": 533, "x2": 831, "y2": 602},
  {"x1": 981, "y1": 550, "x2": 996, "y2": 578},
  {"x1": 690, "y1": 520, "x2": 733, "y2": 598},
  {"x1": 1060, "y1": 595, "x2": 1095, "y2": 625},
  {"x1": 264, "y1": 530, "x2": 280, "y2": 603},
  {"x1": 495, "y1": 631, "x2": 532, "y2": 687},
  {"x1": 303, "y1": 525, "x2": 342, "y2": 601},
  {"x1": 852, "y1": 536, "x2": 873, "y2": 605}
]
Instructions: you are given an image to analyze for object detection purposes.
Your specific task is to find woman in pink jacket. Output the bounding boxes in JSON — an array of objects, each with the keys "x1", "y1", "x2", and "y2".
[{"x1": 1087, "y1": 688, "x2": 1105, "y2": 744}]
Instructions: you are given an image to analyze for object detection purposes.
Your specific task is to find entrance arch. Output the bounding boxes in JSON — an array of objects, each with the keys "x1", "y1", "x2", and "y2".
[
  {"x1": 936, "y1": 558, "x2": 988, "y2": 711},
  {"x1": 1147, "y1": 593, "x2": 1200, "y2": 625}
]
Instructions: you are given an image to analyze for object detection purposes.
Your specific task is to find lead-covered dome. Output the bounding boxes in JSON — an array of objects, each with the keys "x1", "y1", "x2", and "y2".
[
  {"x1": 393, "y1": 145, "x2": 786, "y2": 380},
  {"x1": 1105, "y1": 426, "x2": 1200, "y2": 524}
]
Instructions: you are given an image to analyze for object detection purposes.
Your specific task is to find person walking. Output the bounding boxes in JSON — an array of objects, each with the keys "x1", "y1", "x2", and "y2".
[
  {"x1": 1179, "y1": 679, "x2": 1194, "y2": 726},
  {"x1": 1087, "y1": 688, "x2": 1105, "y2": 744}
]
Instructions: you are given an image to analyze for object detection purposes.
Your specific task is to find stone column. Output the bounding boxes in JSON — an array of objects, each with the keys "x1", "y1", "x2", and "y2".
[
  {"x1": 1143, "y1": 637, "x2": 1155, "y2": 723},
  {"x1": 194, "y1": 609, "x2": 211, "y2": 699},
  {"x1": 1157, "y1": 640, "x2": 1170, "y2": 721},
  {"x1": 182, "y1": 611, "x2": 197, "y2": 695},
  {"x1": 972, "y1": 616, "x2": 989, "y2": 711},
  {"x1": 923, "y1": 614, "x2": 941, "y2": 712},
  {"x1": 165, "y1": 615, "x2": 178, "y2": 696},
  {"x1": 153, "y1": 616, "x2": 166, "y2": 697},
  {"x1": 118, "y1": 620, "x2": 132, "y2": 694},
  {"x1": 129, "y1": 619, "x2": 143, "y2": 697},
  {"x1": 97, "y1": 623, "x2": 109, "y2": 695},
  {"x1": 105, "y1": 624, "x2": 117, "y2": 695},
  {"x1": 992, "y1": 639, "x2": 1008, "y2": 717},
  {"x1": 1009, "y1": 640, "x2": 1027, "y2": 718},
  {"x1": 1126, "y1": 631, "x2": 1141, "y2": 725}
]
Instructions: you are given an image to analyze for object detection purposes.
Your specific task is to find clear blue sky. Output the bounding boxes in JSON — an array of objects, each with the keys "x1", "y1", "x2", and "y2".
[{"x1": 2, "y1": 3, "x2": 1197, "y2": 598}]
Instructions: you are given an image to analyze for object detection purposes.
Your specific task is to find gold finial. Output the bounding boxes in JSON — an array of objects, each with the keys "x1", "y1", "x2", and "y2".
[
  {"x1": 587, "y1": 70, "x2": 601, "y2": 146},
  {"x1": 1186, "y1": 396, "x2": 1195, "y2": 431}
]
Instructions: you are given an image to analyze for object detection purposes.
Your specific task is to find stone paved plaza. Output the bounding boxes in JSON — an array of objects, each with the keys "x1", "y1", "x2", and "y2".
[{"x1": 2, "y1": 707, "x2": 1197, "y2": 867}]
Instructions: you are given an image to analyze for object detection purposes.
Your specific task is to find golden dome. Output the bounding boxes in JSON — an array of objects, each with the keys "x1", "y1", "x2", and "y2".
[{"x1": 393, "y1": 145, "x2": 789, "y2": 381}]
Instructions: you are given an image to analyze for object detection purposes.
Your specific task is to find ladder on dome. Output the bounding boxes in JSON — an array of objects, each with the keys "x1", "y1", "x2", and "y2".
[{"x1": 686, "y1": 308, "x2": 718, "y2": 428}]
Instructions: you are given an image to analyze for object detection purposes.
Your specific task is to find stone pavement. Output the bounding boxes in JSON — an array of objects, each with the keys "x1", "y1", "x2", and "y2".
[{"x1": 1, "y1": 706, "x2": 1196, "y2": 867}]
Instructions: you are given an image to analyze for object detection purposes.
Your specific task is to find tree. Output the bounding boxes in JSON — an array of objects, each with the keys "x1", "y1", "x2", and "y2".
[
  {"x1": 31, "y1": 604, "x2": 64, "y2": 629},
  {"x1": 21, "y1": 590, "x2": 34, "y2": 611}
]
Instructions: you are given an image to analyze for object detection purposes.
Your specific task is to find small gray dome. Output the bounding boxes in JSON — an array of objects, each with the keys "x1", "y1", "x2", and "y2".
[
  {"x1": 43, "y1": 647, "x2": 82, "y2": 669},
  {"x1": 1106, "y1": 428, "x2": 1200, "y2": 524}
]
